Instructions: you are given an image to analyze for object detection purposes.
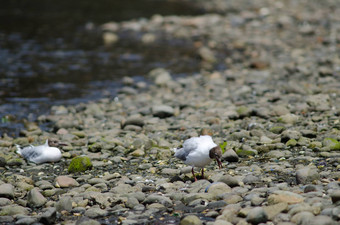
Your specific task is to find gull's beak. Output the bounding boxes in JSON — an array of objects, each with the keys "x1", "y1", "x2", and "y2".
[
  {"x1": 216, "y1": 157, "x2": 222, "y2": 169},
  {"x1": 57, "y1": 142, "x2": 68, "y2": 147}
]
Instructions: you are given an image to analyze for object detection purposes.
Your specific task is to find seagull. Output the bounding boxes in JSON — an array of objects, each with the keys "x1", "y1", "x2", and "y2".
[
  {"x1": 16, "y1": 139, "x2": 65, "y2": 164},
  {"x1": 173, "y1": 135, "x2": 222, "y2": 181}
]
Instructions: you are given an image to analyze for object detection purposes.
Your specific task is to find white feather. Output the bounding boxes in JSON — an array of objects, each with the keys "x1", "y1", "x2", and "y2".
[{"x1": 16, "y1": 140, "x2": 61, "y2": 164}]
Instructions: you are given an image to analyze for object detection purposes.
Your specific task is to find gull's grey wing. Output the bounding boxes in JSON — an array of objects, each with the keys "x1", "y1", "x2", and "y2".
[
  {"x1": 20, "y1": 146, "x2": 42, "y2": 162},
  {"x1": 174, "y1": 137, "x2": 198, "y2": 161}
]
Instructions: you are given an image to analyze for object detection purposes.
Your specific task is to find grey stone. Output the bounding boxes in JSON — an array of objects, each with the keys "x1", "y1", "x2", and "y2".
[
  {"x1": 246, "y1": 207, "x2": 268, "y2": 225},
  {"x1": 15, "y1": 216, "x2": 37, "y2": 225},
  {"x1": 0, "y1": 205, "x2": 29, "y2": 216},
  {"x1": 125, "y1": 197, "x2": 139, "y2": 209},
  {"x1": 39, "y1": 207, "x2": 57, "y2": 225},
  {"x1": 84, "y1": 208, "x2": 108, "y2": 218},
  {"x1": 291, "y1": 211, "x2": 314, "y2": 225},
  {"x1": 27, "y1": 188, "x2": 47, "y2": 208},
  {"x1": 330, "y1": 190, "x2": 340, "y2": 204},
  {"x1": 76, "y1": 217, "x2": 101, "y2": 225},
  {"x1": 308, "y1": 215, "x2": 337, "y2": 225},
  {"x1": 296, "y1": 166, "x2": 320, "y2": 184},
  {"x1": 143, "y1": 194, "x2": 173, "y2": 208},
  {"x1": 281, "y1": 130, "x2": 301, "y2": 142},
  {"x1": 180, "y1": 215, "x2": 203, "y2": 225},
  {"x1": 152, "y1": 105, "x2": 174, "y2": 118},
  {"x1": 0, "y1": 183, "x2": 14, "y2": 199},
  {"x1": 56, "y1": 196, "x2": 72, "y2": 212},
  {"x1": 0, "y1": 197, "x2": 11, "y2": 206},
  {"x1": 218, "y1": 174, "x2": 239, "y2": 187},
  {"x1": 222, "y1": 149, "x2": 239, "y2": 162},
  {"x1": 243, "y1": 174, "x2": 260, "y2": 185}
]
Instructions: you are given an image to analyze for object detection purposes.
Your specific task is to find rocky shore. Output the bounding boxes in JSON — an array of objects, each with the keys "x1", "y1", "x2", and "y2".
[{"x1": 1, "y1": 0, "x2": 340, "y2": 224}]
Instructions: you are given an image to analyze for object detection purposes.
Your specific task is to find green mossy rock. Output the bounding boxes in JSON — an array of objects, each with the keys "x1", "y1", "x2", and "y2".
[
  {"x1": 269, "y1": 126, "x2": 286, "y2": 134},
  {"x1": 322, "y1": 138, "x2": 340, "y2": 151},
  {"x1": 68, "y1": 156, "x2": 93, "y2": 173},
  {"x1": 236, "y1": 149, "x2": 257, "y2": 157},
  {"x1": 286, "y1": 139, "x2": 297, "y2": 147}
]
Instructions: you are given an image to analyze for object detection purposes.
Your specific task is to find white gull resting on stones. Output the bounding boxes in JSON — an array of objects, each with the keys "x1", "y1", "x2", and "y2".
[
  {"x1": 173, "y1": 135, "x2": 222, "y2": 181},
  {"x1": 16, "y1": 139, "x2": 64, "y2": 164}
]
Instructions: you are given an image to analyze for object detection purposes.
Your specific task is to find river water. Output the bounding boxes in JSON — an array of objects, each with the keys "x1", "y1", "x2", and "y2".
[{"x1": 0, "y1": 0, "x2": 205, "y2": 136}]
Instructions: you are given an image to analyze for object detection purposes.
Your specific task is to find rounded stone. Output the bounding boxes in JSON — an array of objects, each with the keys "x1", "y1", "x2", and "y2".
[
  {"x1": 246, "y1": 207, "x2": 268, "y2": 225},
  {"x1": 180, "y1": 215, "x2": 202, "y2": 225}
]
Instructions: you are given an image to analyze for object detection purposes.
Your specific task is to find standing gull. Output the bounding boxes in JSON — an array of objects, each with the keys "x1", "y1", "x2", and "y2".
[
  {"x1": 16, "y1": 139, "x2": 64, "y2": 164},
  {"x1": 173, "y1": 135, "x2": 222, "y2": 181}
]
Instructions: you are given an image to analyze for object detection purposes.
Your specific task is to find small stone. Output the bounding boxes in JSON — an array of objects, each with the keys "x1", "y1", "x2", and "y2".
[
  {"x1": 148, "y1": 68, "x2": 172, "y2": 86},
  {"x1": 222, "y1": 149, "x2": 239, "y2": 162},
  {"x1": 218, "y1": 175, "x2": 239, "y2": 187},
  {"x1": 268, "y1": 191, "x2": 304, "y2": 205},
  {"x1": 281, "y1": 130, "x2": 301, "y2": 142},
  {"x1": 263, "y1": 202, "x2": 288, "y2": 220},
  {"x1": 39, "y1": 207, "x2": 57, "y2": 224},
  {"x1": 27, "y1": 188, "x2": 47, "y2": 208},
  {"x1": 330, "y1": 190, "x2": 340, "y2": 204},
  {"x1": 152, "y1": 105, "x2": 174, "y2": 118},
  {"x1": 180, "y1": 215, "x2": 203, "y2": 225},
  {"x1": 246, "y1": 207, "x2": 268, "y2": 225},
  {"x1": 84, "y1": 208, "x2": 108, "y2": 218},
  {"x1": 296, "y1": 166, "x2": 320, "y2": 184},
  {"x1": 15, "y1": 217, "x2": 37, "y2": 225},
  {"x1": 0, "y1": 205, "x2": 29, "y2": 216},
  {"x1": 291, "y1": 211, "x2": 314, "y2": 225},
  {"x1": 0, "y1": 183, "x2": 14, "y2": 199},
  {"x1": 55, "y1": 176, "x2": 79, "y2": 188},
  {"x1": 68, "y1": 156, "x2": 93, "y2": 173},
  {"x1": 130, "y1": 149, "x2": 145, "y2": 157},
  {"x1": 76, "y1": 217, "x2": 101, "y2": 225},
  {"x1": 207, "y1": 182, "x2": 232, "y2": 197},
  {"x1": 125, "y1": 197, "x2": 139, "y2": 209},
  {"x1": 322, "y1": 138, "x2": 340, "y2": 151},
  {"x1": 56, "y1": 196, "x2": 72, "y2": 212},
  {"x1": 278, "y1": 113, "x2": 299, "y2": 124},
  {"x1": 309, "y1": 215, "x2": 337, "y2": 225},
  {"x1": 143, "y1": 194, "x2": 172, "y2": 208},
  {"x1": 286, "y1": 139, "x2": 297, "y2": 147},
  {"x1": 122, "y1": 116, "x2": 145, "y2": 128}
]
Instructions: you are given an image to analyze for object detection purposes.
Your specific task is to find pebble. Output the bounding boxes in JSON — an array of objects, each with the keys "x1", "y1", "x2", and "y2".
[
  {"x1": 1, "y1": 1, "x2": 340, "y2": 224},
  {"x1": 0, "y1": 183, "x2": 14, "y2": 199},
  {"x1": 180, "y1": 215, "x2": 203, "y2": 225}
]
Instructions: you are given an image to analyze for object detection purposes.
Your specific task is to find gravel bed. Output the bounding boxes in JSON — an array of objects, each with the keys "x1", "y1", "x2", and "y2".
[{"x1": 1, "y1": 0, "x2": 340, "y2": 224}]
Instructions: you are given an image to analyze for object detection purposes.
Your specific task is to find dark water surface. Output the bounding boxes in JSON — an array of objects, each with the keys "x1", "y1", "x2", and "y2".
[{"x1": 0, "y1": 0, "x2": 205, "y2": 136}]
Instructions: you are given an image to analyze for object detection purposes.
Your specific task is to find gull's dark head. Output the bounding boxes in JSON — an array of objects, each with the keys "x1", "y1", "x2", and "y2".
[
  {"x1": 209, "y1": 146, "x2": 222, "y2": 169},
  {"x1": 48, "y1": 139, "x2": 67, "y2": 147}
]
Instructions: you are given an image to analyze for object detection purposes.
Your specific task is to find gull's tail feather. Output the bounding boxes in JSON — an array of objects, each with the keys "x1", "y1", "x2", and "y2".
[{"x1": 16, "y1": 145, "x2": 22, "y2": 155}]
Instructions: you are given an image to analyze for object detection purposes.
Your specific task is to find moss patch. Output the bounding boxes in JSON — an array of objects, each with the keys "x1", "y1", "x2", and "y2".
[
  {"x1": 323, "y1": 138, "x2": 340, "y2": 151},
  {"x1": 68, "y1": 156, "x2": 93, "y2": 173}
]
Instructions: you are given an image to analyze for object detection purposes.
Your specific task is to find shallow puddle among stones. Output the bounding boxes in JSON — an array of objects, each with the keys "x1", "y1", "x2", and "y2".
[{"x1": 0, "y1": 0, "x2": 212, "y2": 137}]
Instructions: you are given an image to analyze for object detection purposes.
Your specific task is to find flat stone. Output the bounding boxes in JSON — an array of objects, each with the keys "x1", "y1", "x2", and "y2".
[
  {"x1": 180, "y1": 215, "x2": 202, "y2": 225},
  {"x1": 39, "y1": 207, "x2": 57, "y2": 225},
  {"x1": 222, "y1": 149, "x2": 239, "y2": 162},
  {"x1": 152, "y1": 105, "x2": 174, "y2": 118},
  {"x1": 263, "y1": 202, "x2": 288, "y2": 220},
  {"x1": 246, "y1": 207, "x2": 268, "y2": 225},
  {"x1": 206, "y1": 182, "x2": 232, "y2": 197},
  {"x1": 84, "y1": 208, "x2": 108, "y2": 218},
  {"x1": 296, "y1": 166, "x2": 320, "y2": 184},
  {"x1": 268, "y1": 191, "x2": 304, "y2": 205},
  {"x1": 55, "y1": 176, "x2": 79, "y2": 188},
  {"x1": 218, "y1": 174, "x2": 240, "y2": 187},
  {"x1": 0, "y1": 205, "x2": 29, "y2": 216},
  {"x1": 330, "y1": 190, "x2": 340, "y2": 204},
  {"x1": 0, "y1": 183, "x2": 14, "y2": 199},
  {"x1": 27, "y1": 188, "x2": 47, "y2": 208}
]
